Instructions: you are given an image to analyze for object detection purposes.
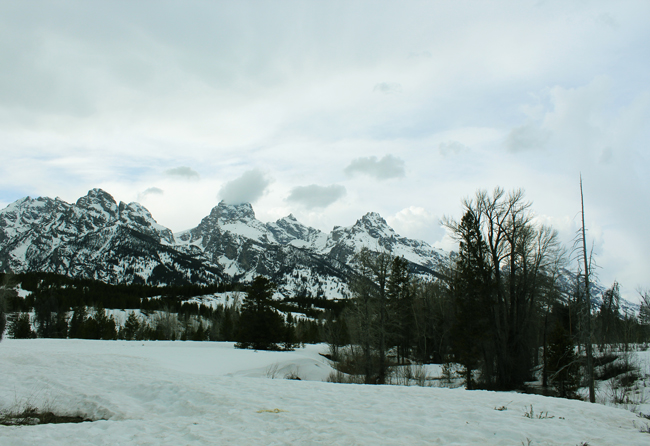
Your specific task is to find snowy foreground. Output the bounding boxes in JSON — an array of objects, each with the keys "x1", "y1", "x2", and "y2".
[{"x1": 1, "y1": 340, "x2": 648, "y2": 445}]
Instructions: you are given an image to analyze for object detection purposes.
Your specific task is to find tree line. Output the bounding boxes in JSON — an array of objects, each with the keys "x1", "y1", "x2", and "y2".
[
  {"x1": 324, "y1": 188, "x2": 650, "y2": 394},
  {"x1": 0, "y1": 272, "x2": 332, "y2": 346}
]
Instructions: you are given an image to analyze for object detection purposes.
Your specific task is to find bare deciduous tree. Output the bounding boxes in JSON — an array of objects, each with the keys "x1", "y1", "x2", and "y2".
[{"x1": 445, "y1": 187, "x2": 564, "y2": 389}]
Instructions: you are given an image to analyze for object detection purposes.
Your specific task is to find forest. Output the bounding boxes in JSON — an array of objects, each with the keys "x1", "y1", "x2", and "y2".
[{"x1": 2, "y1": 188, "x2": 650, "y2": 399}]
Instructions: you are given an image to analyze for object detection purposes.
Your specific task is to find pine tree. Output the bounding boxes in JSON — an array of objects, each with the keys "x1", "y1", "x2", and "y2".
[
  {"x1": 52, "y1": 310, "x2": 69, "y2": 338},
  {"x1": 0, "y1": 288, "x2": 6, "y2": 341},
  {"x1": 123, "y1": 312, "x2": 141, "y2": 340},
  {"x1": 450, "y1": 210, "x2": 493, "y2": 389},
  {"x1": 387, "y1": 256, "x2": 413, "y2": 364},
  {"x1": 236, "y1": 276, "x2": 285, "y2": 350},
  {"x1": 8, "y1": 313, "x2": 36, "y2": 339},
  {"x1": 69, "y1": 306, "x2": 88, "y2": 338},
  {"x1": 547, "y1": 318, "x2": 579, "y2": 398},
  {"x1": 34, "y1": 289, "x2": 59, "y2": 338},
  {"x1": 598, "y1": 281, "x2": 621, "y2": 346}
]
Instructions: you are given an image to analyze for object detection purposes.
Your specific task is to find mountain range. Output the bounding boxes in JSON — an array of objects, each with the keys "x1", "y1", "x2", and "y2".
[
  {"x1": 0, "y1": 188, "x2": 447, "y2": 299},
  {"x1": 1, "y1": 188, "x2": 638, "y2": 314}
]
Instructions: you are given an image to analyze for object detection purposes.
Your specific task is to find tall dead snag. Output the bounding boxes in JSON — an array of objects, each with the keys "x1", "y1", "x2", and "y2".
[{"x1": 580, "y1": 176, "x2": 595, "y2": 403}]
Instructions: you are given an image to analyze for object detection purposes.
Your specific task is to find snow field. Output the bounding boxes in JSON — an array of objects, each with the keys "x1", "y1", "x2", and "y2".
[{"x1": 1, "y1": 339, "x2": 649, "y2": 445}]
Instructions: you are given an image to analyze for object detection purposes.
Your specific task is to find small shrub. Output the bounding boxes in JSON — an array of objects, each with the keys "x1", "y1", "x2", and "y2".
[
  {"x1": 265, "y1": 363, "x2": 280, "y2": 379},
  {"x1": 0, "y1": 406, "x2": 92, "y2": 426},
  {"x1": 326, "y1": 370, "x2": 364, "y2": 384},
  {"x1": 284, "y1": 370, "x2": 302, "y2": 380},
  {"x1": 617, "y1": 372, "x2": 641, "y2": 388},
  {"x1": 523, "y1": 405, "x2": 553, "y2": 419}
]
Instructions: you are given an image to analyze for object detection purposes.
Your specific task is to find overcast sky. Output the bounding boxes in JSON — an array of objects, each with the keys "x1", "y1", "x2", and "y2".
[{"x1": 1, "y1": 1, "x2": 649, "y2": 302}]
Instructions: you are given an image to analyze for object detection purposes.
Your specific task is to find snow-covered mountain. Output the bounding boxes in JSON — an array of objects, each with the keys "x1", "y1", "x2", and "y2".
[
  {"x1": 1, "y1": 189, "x2": 631, "y2": 310},
  {"x1": 0, "y1": 189, "x2": 222, "y2": 285},
  {"x1": 320, "y1": 212, "x2": 447, "y2": 279},
  {"x1": 0, "y1": 189, "x2": 446, "y2": 298}
]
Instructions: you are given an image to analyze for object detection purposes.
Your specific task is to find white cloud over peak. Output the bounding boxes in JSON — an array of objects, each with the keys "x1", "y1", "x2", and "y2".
[
  {"x1": 219, "y1": 169, "x2": 271, "y2": 204},
  {"x1": 137, "y1": 187, "x2": 164, "y2": 201}
]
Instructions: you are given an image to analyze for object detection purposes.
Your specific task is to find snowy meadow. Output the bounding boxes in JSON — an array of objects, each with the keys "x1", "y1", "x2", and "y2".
[{"x1": 1, "y1": 339, "x2": 649, "y2": 445}]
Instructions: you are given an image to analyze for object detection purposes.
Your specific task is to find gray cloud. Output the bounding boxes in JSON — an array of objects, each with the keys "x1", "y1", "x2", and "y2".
[
  {"x1": 505, "y1": 124, "x2": 550, "y2": 152},
  {"x1": 137, "y1": 187, "x2": 163, "y2": 201},
  {"x1": 439, "y1": 141, "x2": 470, "y2": 157},
  {"x1": 373, "y1": 82, "x2": 402, "y2": 94},
  {"x1": 344, "y1": 155, "x2": 405, "y2": 180},
  {"x1": 286, "y1": 184, "x2": 346, "y2": 209},
  {"x1": 219, "y1": 169, "x2": 271, "y2": 204},
  {"x1": 165, "y1": 166, "x2": 200, "y2": 179}
]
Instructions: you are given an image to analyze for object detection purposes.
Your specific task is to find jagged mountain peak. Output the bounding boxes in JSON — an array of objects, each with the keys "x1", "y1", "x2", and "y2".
[
  {"x1": 352, "y1": 211, "x2": 396, "y2": 239},
  {"x1": 358, "y1": 211, "x2": 390, "y2": 228},
  {"x1": 118, "y1": 201, "x2": 174, "y2": 244},
  {"x1": 76, "y1": 188, "x2": 118, "y2": 210},
  {"x1": 266, "y1": 214, "x2": 326, "y2": 248},
  {"x1": 210, "y1": 200, "x2": 256, "y2": 223}
]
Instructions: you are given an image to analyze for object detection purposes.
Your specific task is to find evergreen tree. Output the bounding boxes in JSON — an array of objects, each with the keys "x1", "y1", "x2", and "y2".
[
  {"x1": 52, "y1": 310, "x2": 69, "y2": 338},
  {"x1": 282, "y1": 313, "x2": 297, "y2": 351},
  {"x1": 97, "y1": 310, "x2": 118, "y2": 340},
  {"x1": 192, "y1": 321, "x2": 208, "y2": 341},
  {"x1": 69, "y1": 306, "x2": 88, "y2": 338},
  {"x1": 34, "y1": 289, "x2": 60, "y2": 338},
  {"x1": 547, "y1": 317, "x2": 579, "y2": 398},
  {"x1": 450, "y1": 210, "x2": 493, "y2": 389},
  {"x1": 236, "y1": 276, "x2": 285, "y2": 350},
  {"x1": 597, "y1": 281, "x2": 621, "y2": 346},
  {"x1": 122, "y1": 312, "x2": 141, "y2": 340},
  {"x1": 387, "y1": 256, "x2": 413, "y2": 364},
  {"x1": 0, "y1": 287, "x2": 6, "y2": 341},
  {"x1": 221, "y1": 308, "x2": 234, "y2": 341},
  {"x1": 8, "y1": 313, "x2": 36, "y2": 339},
  {"x1": 0, "y1": 273, "x2": 19, "y2": 340}
]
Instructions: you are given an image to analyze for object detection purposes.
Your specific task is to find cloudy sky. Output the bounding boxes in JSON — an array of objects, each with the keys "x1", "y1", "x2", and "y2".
[{"x1": 1, "y1": 1, "x2": 649, "y2": 302}]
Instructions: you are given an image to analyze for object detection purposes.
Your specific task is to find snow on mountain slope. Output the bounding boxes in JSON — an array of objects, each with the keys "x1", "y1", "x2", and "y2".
[
  {"x1": 173, "y1": 201, "x2": 362, "y2": 297},
  {"x1": 176, "y1": 201, "x2": 275, "y2": 246},
  {"x1": 265, "y1": 214, "x2": 328, "y2": 249},
  {"x1": 321, "y1": 212, "x2": 447, "y2": 276},
  {"x1": 0, "y1": 189, "x2": 220, "y2": 285}
]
